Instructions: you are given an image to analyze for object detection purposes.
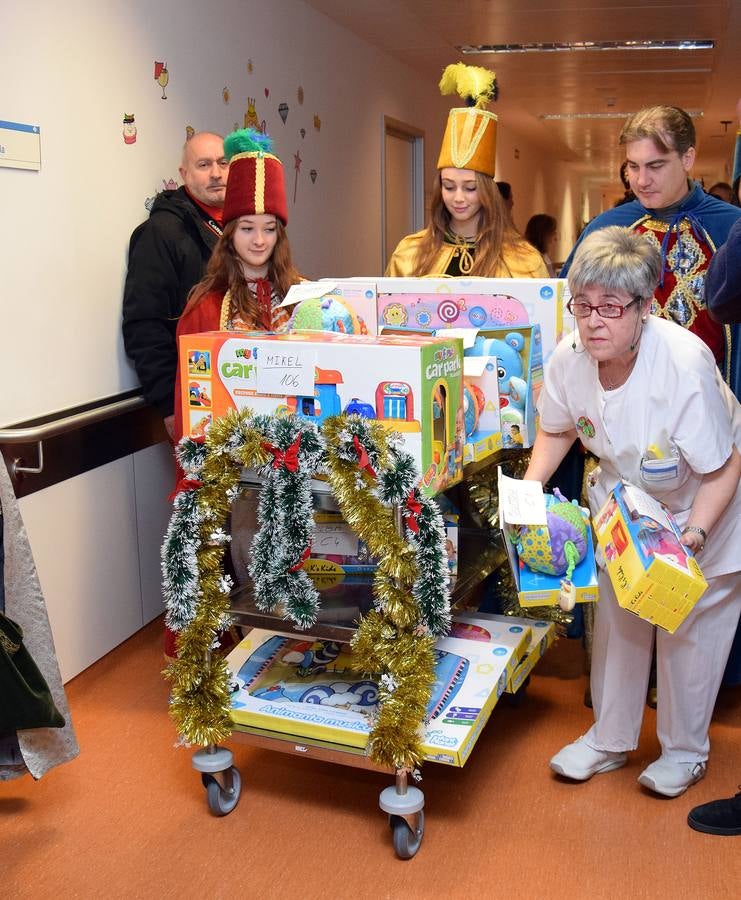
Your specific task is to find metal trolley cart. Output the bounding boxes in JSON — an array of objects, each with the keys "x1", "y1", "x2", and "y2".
[{"x1": 188, "y1": 474, "x2": 519, "y2": 859}]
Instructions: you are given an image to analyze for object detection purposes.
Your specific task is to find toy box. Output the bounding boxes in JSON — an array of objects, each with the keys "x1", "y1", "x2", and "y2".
[
  {"x1": 178, "y1": 331, "x2": 464, "y2": 496},
  {"x1": 304, "y1": 510, "x2": 378, "y2": 580},
  {"x1": 227, "y1": 618, "x2": 521, "y2": 767},
  {"x1": 370, "y1": 276, "x2": 565, "y2": 368},
  {"x1": 281, "y1": 280, "x2": 379, "y2": 336},
  {"x1": 593, "y1": 481, "x2": 707, "y2": 633},
  {"x1": 498, "y1": 470, "x2": 599, "y2": 608},
  {"x1": 460, "y1": 323, "x2": 543, "y2": 462},
  {"x1": 285, "y1": 277, "x2": 566, "y2": 367},
  {"x1": 450, "y1": 612, "x2": 531, "y2": 683}
]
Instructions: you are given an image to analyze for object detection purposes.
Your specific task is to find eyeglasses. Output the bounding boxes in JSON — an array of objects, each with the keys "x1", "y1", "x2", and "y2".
[{"x1": 567, "y1": 297, "x2": 641, "y2": 319}]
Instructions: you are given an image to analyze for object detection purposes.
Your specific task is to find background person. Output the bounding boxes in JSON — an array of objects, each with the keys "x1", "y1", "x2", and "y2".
[
  {"x1": 526, "y1": 226, "x2": 741, "y2": 799},
  {"x1": 525, "y1": 213, "x2": 559, "y2": 276},
  {"x1": 386, "y1": 63, "x2": 546, "y2": 279},
  {"x1": 560, "y1": 105, "x2": 741, "y2": 400},
  {"x1": 122, "y1": 132, "x2": 228, "y2": 439},
  {"x1": 687, "y1": 214, "x2": 741, "y2": 835}
]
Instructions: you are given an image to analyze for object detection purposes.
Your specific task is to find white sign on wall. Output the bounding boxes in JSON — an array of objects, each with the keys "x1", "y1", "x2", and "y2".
[{"x1": 0, "y1": 120, "x2": 41, "y2": 170}]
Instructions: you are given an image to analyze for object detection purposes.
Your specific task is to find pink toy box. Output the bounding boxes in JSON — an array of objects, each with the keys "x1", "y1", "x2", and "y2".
[{"x1": 178, "y1": 330, "x2": 464, "y2": 496}]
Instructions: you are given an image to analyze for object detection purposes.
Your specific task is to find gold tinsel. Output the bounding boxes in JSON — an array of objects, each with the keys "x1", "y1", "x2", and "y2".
[
  {"x1": 322, "y1": 417, "x2": 438, "y2": 768},
  {"x1": 167, "y1": 410, "x2": 442, "y2": 769}
]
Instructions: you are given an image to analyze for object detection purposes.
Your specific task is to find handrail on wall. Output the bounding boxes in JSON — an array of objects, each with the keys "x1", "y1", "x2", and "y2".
[{"x1": 0, "y1": 394, "x2": 146, "y2": 477}]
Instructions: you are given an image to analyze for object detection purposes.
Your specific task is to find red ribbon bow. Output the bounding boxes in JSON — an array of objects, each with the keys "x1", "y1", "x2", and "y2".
[
  {"x1": 404, "y1": 489, "x2": 423, "y2": 534},
  {"x1": 352, "y1": 434, "x2": 377, "y2": 479},
  {"x1": 168, "y1": 477, "x2": 204, "y2": 501},
  {"x1": 288, "y1": 545, "x2": 312, "y2": 572},
  {"x1": 262, "y1": 433, "x2": 302, "y2": 472}
]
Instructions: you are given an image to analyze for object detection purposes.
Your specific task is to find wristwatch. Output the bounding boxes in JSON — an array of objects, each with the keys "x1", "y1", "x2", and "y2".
[{"x1": 681, "y1": 525, "x2": 707, "y2": 549}]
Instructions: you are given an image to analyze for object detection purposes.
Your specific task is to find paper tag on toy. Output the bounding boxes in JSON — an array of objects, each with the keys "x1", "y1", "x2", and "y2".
[
  {"x1": 497, "y1": 469, "x2": 547, "y2": 527},
  {"x1": 280, "y1": 281, "x2": 338, "y2": 308},
  {"x1": 559, "y1": 579, "x2": 576, "y2": 611}
]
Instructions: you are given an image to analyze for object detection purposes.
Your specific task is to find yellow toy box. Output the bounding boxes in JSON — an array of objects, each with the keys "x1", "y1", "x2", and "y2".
[
  {"x1": 179, "y1": 330, "x2": 464, "y2": 496},
  {"x1": 593, "y1": 481, "x2": 707, "y2": 633},
  {"x1": 227, "y1": 618, "x2": 522, "y2": 767}
]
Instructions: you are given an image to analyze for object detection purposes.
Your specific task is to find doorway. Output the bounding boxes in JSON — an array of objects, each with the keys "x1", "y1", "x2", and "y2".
[{"x1": 381, "y1": 116, "x2": 424, "y2": 272}]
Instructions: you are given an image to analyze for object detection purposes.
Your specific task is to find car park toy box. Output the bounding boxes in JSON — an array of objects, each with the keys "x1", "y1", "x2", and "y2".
[
  {"x1": 227, "y1": 617, "x2": 522, "y2": 767},
  {"x1": 179, "y1": 330, "x2": 464, "y2": 496},
  {"x1": 593, "y1": 481, "x2": 707, "y2": 633}
]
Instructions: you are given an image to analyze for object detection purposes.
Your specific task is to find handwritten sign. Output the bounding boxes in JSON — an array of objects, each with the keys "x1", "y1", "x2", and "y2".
[
  {"x1": 497, "y1": 469, "x2": 547, "y2": 526},
  {"x1": 255, "y1": 347, "x2": 316, "y2": 397},
  {"x1": 314, "y1": 522, "x2": 360, "y2": 556}
]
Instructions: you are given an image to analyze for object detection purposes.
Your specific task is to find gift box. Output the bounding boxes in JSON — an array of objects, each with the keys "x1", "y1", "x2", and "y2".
[
  {"x1": 227, "y1": 623, "x2": 521, "y2": 767},
  {"x1": 498, "y1": 471, "x2": 599, "y2": 608},
  {"x1": 460, "y1": 323, "x2": 543, "y2": 463},
  {"x1": 286, "y1": 276, "x2": 566, "y2": 367},
  {"x1": 593, "y1": 481, "x2": 707, "y2": 633},
  {"x1": 178, "y1": 331, "x2": 464, "y2": 496},
  {"x1": 476, "y1": 614, "x2": 557, "y2": 693}
]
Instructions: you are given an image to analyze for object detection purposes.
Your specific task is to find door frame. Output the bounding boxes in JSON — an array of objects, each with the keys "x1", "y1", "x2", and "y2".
[{"x1": 381, "y1": 116, "x2": 425, "y2": 272}]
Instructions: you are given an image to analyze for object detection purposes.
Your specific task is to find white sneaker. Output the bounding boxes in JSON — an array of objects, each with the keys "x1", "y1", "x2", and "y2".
[
  {"x1": 550, "y1": 737, "x2": 628, "y2": 781},
  {"x1": 638, "y1": 757, "x2": 706, "y2": 798}
]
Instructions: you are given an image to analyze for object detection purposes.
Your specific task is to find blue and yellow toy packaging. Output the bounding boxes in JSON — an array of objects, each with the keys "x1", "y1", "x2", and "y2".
[
  {"x1": 226, "y1": 619, "x2": 523, "y2": 766},
  {"x1": 593, "y1": 481, "x2": 707, "y2": 633},
  {"x1": 178, "y1": 330, "x2": 464, "y2": 496}
]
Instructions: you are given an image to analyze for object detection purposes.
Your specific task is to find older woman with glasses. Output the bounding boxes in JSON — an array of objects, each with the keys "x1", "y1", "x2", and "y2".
[{"x1": 525, "y1": 225, "x2": 741, "y2": 799}]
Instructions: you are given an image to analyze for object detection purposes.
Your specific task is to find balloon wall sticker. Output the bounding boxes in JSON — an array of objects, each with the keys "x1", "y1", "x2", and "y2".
[
  {"x1": 293, "y1": 150, "x2": 302, "y2": 203},
  {"x1": 122, "y1": 113, "x2": 137, "y2": 145},
  {"x1": 297, "y1": 85, "x2": 304, "y2": 105},
  {"x1": 154, "y1": 61, "x2": 169, "y2": 99},
  {"x1": 264, "y1": 87, "x2": 269, "y2": 98},
  {"x1": 278, "y1": 102, "x2": 289, "y2": 124},
  {"x1": 222, "y1": 86, "x2": 230, "y2": 105},
  {"x1": 313, "y1": 113, "x2": 321, "y2": 131},
  {"x1": 244, "y1": 97, "x2": 266, "y2": 133},
  {"x1": 310, "y1": 168, "x2": 317, "y2": 184},
  {"x1": 185, "y1": 124, "x2": 195, "y2": 141},
  {"x1": 247, "y1": 58, "x2": 254, "y2": 74},
  {"x1": 300, "y1": 127, "x2": 306, "y2": 139}
]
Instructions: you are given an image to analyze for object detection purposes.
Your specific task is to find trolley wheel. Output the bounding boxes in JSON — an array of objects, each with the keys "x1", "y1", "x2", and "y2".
[
  {"x1": 389, "y1": 811, "x2": 424, "y2": 859},
  {"x1": 202, "y1": 766, "x2": 241, "y2": 816}
]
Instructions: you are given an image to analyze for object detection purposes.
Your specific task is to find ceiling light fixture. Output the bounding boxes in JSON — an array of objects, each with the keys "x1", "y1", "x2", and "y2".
[
  {"x1": 539, "y1": 110, "x2": 704, "y2": 120},
  {"x1": 458, "y1": 40, "x2": 714, "y2": 54}
]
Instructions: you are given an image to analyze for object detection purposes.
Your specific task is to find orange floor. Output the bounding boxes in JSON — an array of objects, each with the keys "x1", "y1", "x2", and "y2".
[{"x1": 2, "y1": 618, "x2": 740, "y2": 899}]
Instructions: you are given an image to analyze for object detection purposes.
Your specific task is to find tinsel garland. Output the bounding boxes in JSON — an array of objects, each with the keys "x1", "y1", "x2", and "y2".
[
  {"x1": 162, "y1": 410, "x2": 450, "y2": 768},
  {"x1": 322, "y1": 415, "x2": 451, "y2": 768}
]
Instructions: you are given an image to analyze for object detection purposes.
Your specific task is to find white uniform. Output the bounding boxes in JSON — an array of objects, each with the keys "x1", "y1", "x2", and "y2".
[{"x1": 541, "y1": 315, "x2": 741, "y2": 762}]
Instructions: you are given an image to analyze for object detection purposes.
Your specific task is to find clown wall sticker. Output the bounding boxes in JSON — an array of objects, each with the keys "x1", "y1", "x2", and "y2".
[{"x1": 122, "y1": 113, "x2": 137, "y2": 145}]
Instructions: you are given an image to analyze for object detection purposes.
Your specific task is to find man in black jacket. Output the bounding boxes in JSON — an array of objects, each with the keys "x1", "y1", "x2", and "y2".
[{"x1": 122, "y1": 132, "x2": 228, "y2": 438}]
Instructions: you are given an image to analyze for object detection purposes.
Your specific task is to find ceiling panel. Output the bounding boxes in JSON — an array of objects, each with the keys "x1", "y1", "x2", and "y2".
[{"x1": 306, "y1": 0, "x2": 740, "y2": 185}]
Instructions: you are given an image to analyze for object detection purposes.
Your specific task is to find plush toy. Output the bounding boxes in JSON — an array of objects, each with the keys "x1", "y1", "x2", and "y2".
[
  {"x1": 289, "y1": 295, "x2": 360, "y2": 334},
  {"x1": 466, "y1": 332, "x2": 528, "y2": 419},
  {"x1": 462, "y1": 379, "x2": 485, "y2": 436},
  {"x1": 515, "y1": 488, "x2": 589, "y2": 610}
]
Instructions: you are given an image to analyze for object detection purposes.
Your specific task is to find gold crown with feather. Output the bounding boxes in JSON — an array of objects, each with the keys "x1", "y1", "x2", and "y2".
[{"x1": 437, "y1": 63, "x2": 498, "y2": 177}]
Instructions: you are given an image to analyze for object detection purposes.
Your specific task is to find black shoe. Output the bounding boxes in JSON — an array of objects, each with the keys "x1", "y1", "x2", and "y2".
[{"x1": 687, "y1": 789, "x2": 741, "y2": 835}]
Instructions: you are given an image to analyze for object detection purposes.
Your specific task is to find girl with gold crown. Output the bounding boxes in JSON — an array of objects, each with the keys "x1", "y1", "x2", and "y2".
[{"x1": 386, "y1": 63, "x2": 548, "y2": 279}]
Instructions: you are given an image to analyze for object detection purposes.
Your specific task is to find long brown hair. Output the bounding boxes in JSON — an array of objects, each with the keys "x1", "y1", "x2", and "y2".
[
  {"x1": 183, "y1": 218, "x2": 301, "y2": 324},
  {"x1": 410, "y1": 171, "x2": 530, "y2": 276}
]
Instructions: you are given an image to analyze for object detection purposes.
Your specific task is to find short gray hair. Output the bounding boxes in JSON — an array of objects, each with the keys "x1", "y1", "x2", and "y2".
[{"x1": 568, "y1": 226, "x2": 661, "y2": 300}]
